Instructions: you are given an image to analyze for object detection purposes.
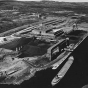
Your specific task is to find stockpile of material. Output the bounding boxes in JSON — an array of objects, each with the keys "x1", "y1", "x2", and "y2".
[{"x1": 20, "y1": 39, "x2": 50, "y2": 57}]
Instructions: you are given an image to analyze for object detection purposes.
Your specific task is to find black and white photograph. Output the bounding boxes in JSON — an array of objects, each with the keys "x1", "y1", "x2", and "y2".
[{"x1": 0, "y1": 0, "x2": 88, "y2": 88}]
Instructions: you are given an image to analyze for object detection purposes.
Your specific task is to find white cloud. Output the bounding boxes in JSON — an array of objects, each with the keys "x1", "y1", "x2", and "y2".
[
  {"x1": 17, "y1": 0, "x2": 88, "y2": 2},
  {"x1": 59, "y1": 0, "x2": 88, "y2": 2},
  {"x1": 17, "y1": 0, "x2": 40, "y2": 1}
]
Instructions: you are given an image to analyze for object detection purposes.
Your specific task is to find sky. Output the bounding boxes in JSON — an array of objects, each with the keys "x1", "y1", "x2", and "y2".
[{"x1": 17, "y1": 0, "x2": 88, "y2": 2}]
